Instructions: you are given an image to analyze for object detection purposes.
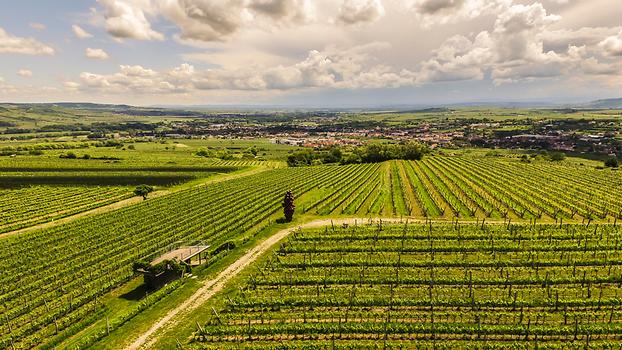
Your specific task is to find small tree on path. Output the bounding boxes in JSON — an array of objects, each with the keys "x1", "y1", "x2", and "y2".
[
  {"x1": 134, "y1": 184, "x2": 154, "y2": 200},
  {"x1": 283, "y1": 191, "x2": 295, "y2": 222}
]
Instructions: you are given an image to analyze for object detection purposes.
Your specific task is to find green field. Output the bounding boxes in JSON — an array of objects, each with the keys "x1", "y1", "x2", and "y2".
[
  {"x1": 191, "y1": 223, "x2": 622, "y2": 349},
  {"x1": 1, "y1": 153, "x2": 621, "y2": 349},
  {"x1": 0, "y1": 105, "x2": 620, "y2": 350}
]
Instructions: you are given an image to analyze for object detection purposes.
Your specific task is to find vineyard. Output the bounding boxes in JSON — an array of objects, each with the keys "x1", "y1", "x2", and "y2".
[
  {"x1": 193, "y1": 222, "x2": 622, "y2": 348},
  {"x1": 1, "y1": 154, "x2": 621, "y2": 348},
  {"x1": 305, "y1": 158, "x2": 622, "y2": 222},
  {"x1": 0, "y1": 186, "x2": 132, "y2": 234},
  {"x1": 0, "y1": 165, "x2": 247, "y2": 235},
  {"x1": 0, "y1": 164, "x2": 370, "y2": 349}
]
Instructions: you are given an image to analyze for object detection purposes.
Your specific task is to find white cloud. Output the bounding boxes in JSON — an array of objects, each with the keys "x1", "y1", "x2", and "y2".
[
  {"x1": 29, "y1": 22, "x2": 46, "y2": 31},
  {"x1": 0, "y1": 27, "x2": 54, "y2": 55},
  {"x1": 417, "y1": 32, "x2": 493, "y2": 83},
  {"x1": 580, "y1": 57, "x2": 620, "y2": 75},
  {"x1": 85, "y1": 47, "x2": 110, "y2": 59},
  {"x1": 543, "y1": 27, "x2": 621, "y2": 53},
  {"x1": 72, "y1": 24, "x2": 94, "y2": 39},
  {"x1": 71, "y1": 43, "x2": 416, "y2": 94},
  {"x1": 159, "y1": 0, "x2": 248, "y2": 42},
  {"x1": 337, "y1": 0, "x2": 385, "y2": 25},
  {"x1": 98, "y1": 0, "x2": 164, "y2": 41},
  {"x1": 415, "y1": 2, "x2": 588, "y2": 84},
  {"x1": 491, "y1": 3, "x2": 560, "y2": 62},
  {"x1": 18, "y1": 69, "x2": 33, "y2": 77},
  {"x1": 599, "y1": 30, "x2": 622, "y2": 56},
  {"x1": 102, "y1": 0, "x2": 317, "y2": 43},
  {"x1": 193, "y1": 42, "x2": 415, "y2": 89}
]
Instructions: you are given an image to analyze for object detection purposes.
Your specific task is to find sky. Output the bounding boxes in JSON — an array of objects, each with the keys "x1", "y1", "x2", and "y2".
[{"x1": 0, "y1": 0, "x2": 621, "y2": 107}]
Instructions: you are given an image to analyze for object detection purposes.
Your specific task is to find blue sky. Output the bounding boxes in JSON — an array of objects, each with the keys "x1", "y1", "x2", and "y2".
[{"x1": 0, "y1": 0, "x2": 621, "y2": 106}]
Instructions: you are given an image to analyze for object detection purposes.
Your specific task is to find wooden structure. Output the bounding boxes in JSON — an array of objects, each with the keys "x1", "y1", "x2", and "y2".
[
  {"x1": 150, "y1": 245, "x2": 210, "y2": 266},
  {"x1": 136, "y1": 243, "x2": 210, "y2": 289}
]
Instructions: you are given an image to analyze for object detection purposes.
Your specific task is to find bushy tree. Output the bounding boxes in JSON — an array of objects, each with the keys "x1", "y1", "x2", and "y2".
[
  {"x1": 549, "y1": 152, "x2": 566, "y2": 162},
  {"x1": 134, "y1": 184, "x2": 154, "y2": 200},
  {"x1": 195, "y1": 148, "x2": 212, "y2": 157},
  {"x1": 605, "y1": 156, "x2": 620, "y2": 168},
  {"x1": 282, "y1": 191, "x2": 295, "y2": 222}
]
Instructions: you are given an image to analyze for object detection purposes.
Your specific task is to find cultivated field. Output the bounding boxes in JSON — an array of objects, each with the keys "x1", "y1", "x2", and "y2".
[
  {"x1": 193, "y1": 222, "x2": 622, "y2": 348},
  {"x1": 1, "y1": 154, "x2": 620, "y2": 348},
  {"x1": 305, "y1": 158, "x2": 621, "y2": 222}
]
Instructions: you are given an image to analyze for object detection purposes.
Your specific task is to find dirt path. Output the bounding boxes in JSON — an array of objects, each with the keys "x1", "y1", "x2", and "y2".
[
  {"x1": 1, "y1": 190, "x2": 170, "y2": 238},
  {"x1": 124, "y1": 217, "x2": 407, "y2": 350},
  {"x1": 0, "y1": 166, "x2": 271, "y2": 239}
]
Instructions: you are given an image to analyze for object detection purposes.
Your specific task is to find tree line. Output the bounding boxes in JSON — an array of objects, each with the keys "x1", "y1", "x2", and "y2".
[{"x1": 287, "y1": 142, "x2": 430, "y2": 167}]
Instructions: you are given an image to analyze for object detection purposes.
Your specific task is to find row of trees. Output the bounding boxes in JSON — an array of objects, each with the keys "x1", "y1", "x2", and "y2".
[
  {"x1": 287, "y1": 142, "x2": 430, "y2": 167},
  {"x1": 195, "y1": 146, "x2": 260, "y2": 160}
]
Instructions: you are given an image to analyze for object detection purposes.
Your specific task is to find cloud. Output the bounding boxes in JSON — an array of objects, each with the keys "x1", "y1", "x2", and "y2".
[
  {"x1": 248, "y1": 0, "x2": 314, "y2": 23},
  {"x1": 406, "y1": 0, "x2": 510, "y2": 27},
  {"x1": 18, "y1": 69, "x2": 33, "y2": 77},
  {"x1": 491, "y1": 3, "x2": 560, "y2": 62},
  {"x1": 70, "y1": 43, "x2": 416, "y2": 94},
  {"x1": 337, "y1": 0, "x2": 385, "y2": 25},
  {"x1": 72, "y1": 24, "x2": 94, "y2": 39},
  {"x1": 580, "y1": 57, "x2": 620, "y2": 75},
  {"x1": 196, "y1": 42, "x2": 415, "y2": 89},
  {"x1": 543, "y1": 27, "x2": 621, "y2": 53},
  {"x1": 86, "y1": 47, "x2": 110, "y2": 59},
  {"x1": 414, "y1": 2, "x2": 604, "y2": 84},
  {"x1": 77, "y1": 65, "x2": 182, "y2": 95},
  {"x1": 29, "y1": 22, "x2": 46, "y2": 31},
  {"x1": 0, "y1": 27, "x2": 54, "y2": 55},
  {"x1": 421, "y1": 3, "x2": 622, "y2": 85},
  {"x1": 599, "y1": 30, "x2": 622, "y2": 56},
  {"x1": 417, "y1": 32, "x2": 493, "y2": 83},
  {"x1": 156, "y1": 0, "x2": 315, "y2": 43},
  {"x1": 159, "y1": 0, "x2": 247, "y2": 42},
  {"x1": 98, "y1": 0, "x2": 164, "y2": 40}
]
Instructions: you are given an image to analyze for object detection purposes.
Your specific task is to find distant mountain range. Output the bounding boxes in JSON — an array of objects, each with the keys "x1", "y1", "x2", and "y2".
[
  {"x1": 4, "y1": 98, "x2": 622, "y2": 113},
  {"x1": 579, "y1": 98, "x2": 622, "y2": 109}
]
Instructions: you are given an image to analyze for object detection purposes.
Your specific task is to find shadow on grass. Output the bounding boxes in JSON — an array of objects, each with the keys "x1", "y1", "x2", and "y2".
[
  {"x1": 120, "y1": 283, "x2": 150, "y2": 301},
  {"x1": 275, "y1": 217, "x2": 293, "y2": 224}
]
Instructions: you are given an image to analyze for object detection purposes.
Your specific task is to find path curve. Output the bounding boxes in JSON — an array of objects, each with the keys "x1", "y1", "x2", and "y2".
[{"x1": 125, "y1": 217, "x2": 406, "y2": 350}]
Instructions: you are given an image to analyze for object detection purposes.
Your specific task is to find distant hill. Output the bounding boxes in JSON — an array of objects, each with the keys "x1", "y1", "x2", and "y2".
[
  {"x1": 581, "y1": 98, "x2": 622, "y2": 109},
  {"x1": 0, "y1": 102, "x2": 205, "y2": 117}
]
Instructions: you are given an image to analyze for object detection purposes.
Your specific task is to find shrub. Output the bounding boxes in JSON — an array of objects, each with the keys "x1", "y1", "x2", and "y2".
[{"x1": 605, "y1": 156, "x2": 620, "y2": 168}]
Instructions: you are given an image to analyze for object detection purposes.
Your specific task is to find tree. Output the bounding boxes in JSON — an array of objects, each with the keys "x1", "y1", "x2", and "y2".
[
  {"x1": 134, "y1": 184, "x2": 154, "y2": 200},
  {"x1": 402, "y1": 141, "x2": 430, "y2": 160},
  {"x1": 605, "y1": 156, "x2": 620, "y2": 168},
  {"x1": 549, "y1": 152, "x2": 566, "y2": 162},
  {"x1": 282, "y1": 191, "x2": 295, "y2": 222}
]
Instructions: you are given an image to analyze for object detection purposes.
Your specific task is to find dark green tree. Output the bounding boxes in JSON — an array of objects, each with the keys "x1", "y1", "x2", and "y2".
[
  {"x1": 134, "y1": 184, "x2": 154, "y2": 200},
  {"x1": 605, "y1": 156, "x2": 620, "y2": 168},
  {"x1": 282, "y1": 191, "x2": 295, "y2": 222},
  {"x1": 549, "y1": 152, "x2": 566, "y2": 162}
]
